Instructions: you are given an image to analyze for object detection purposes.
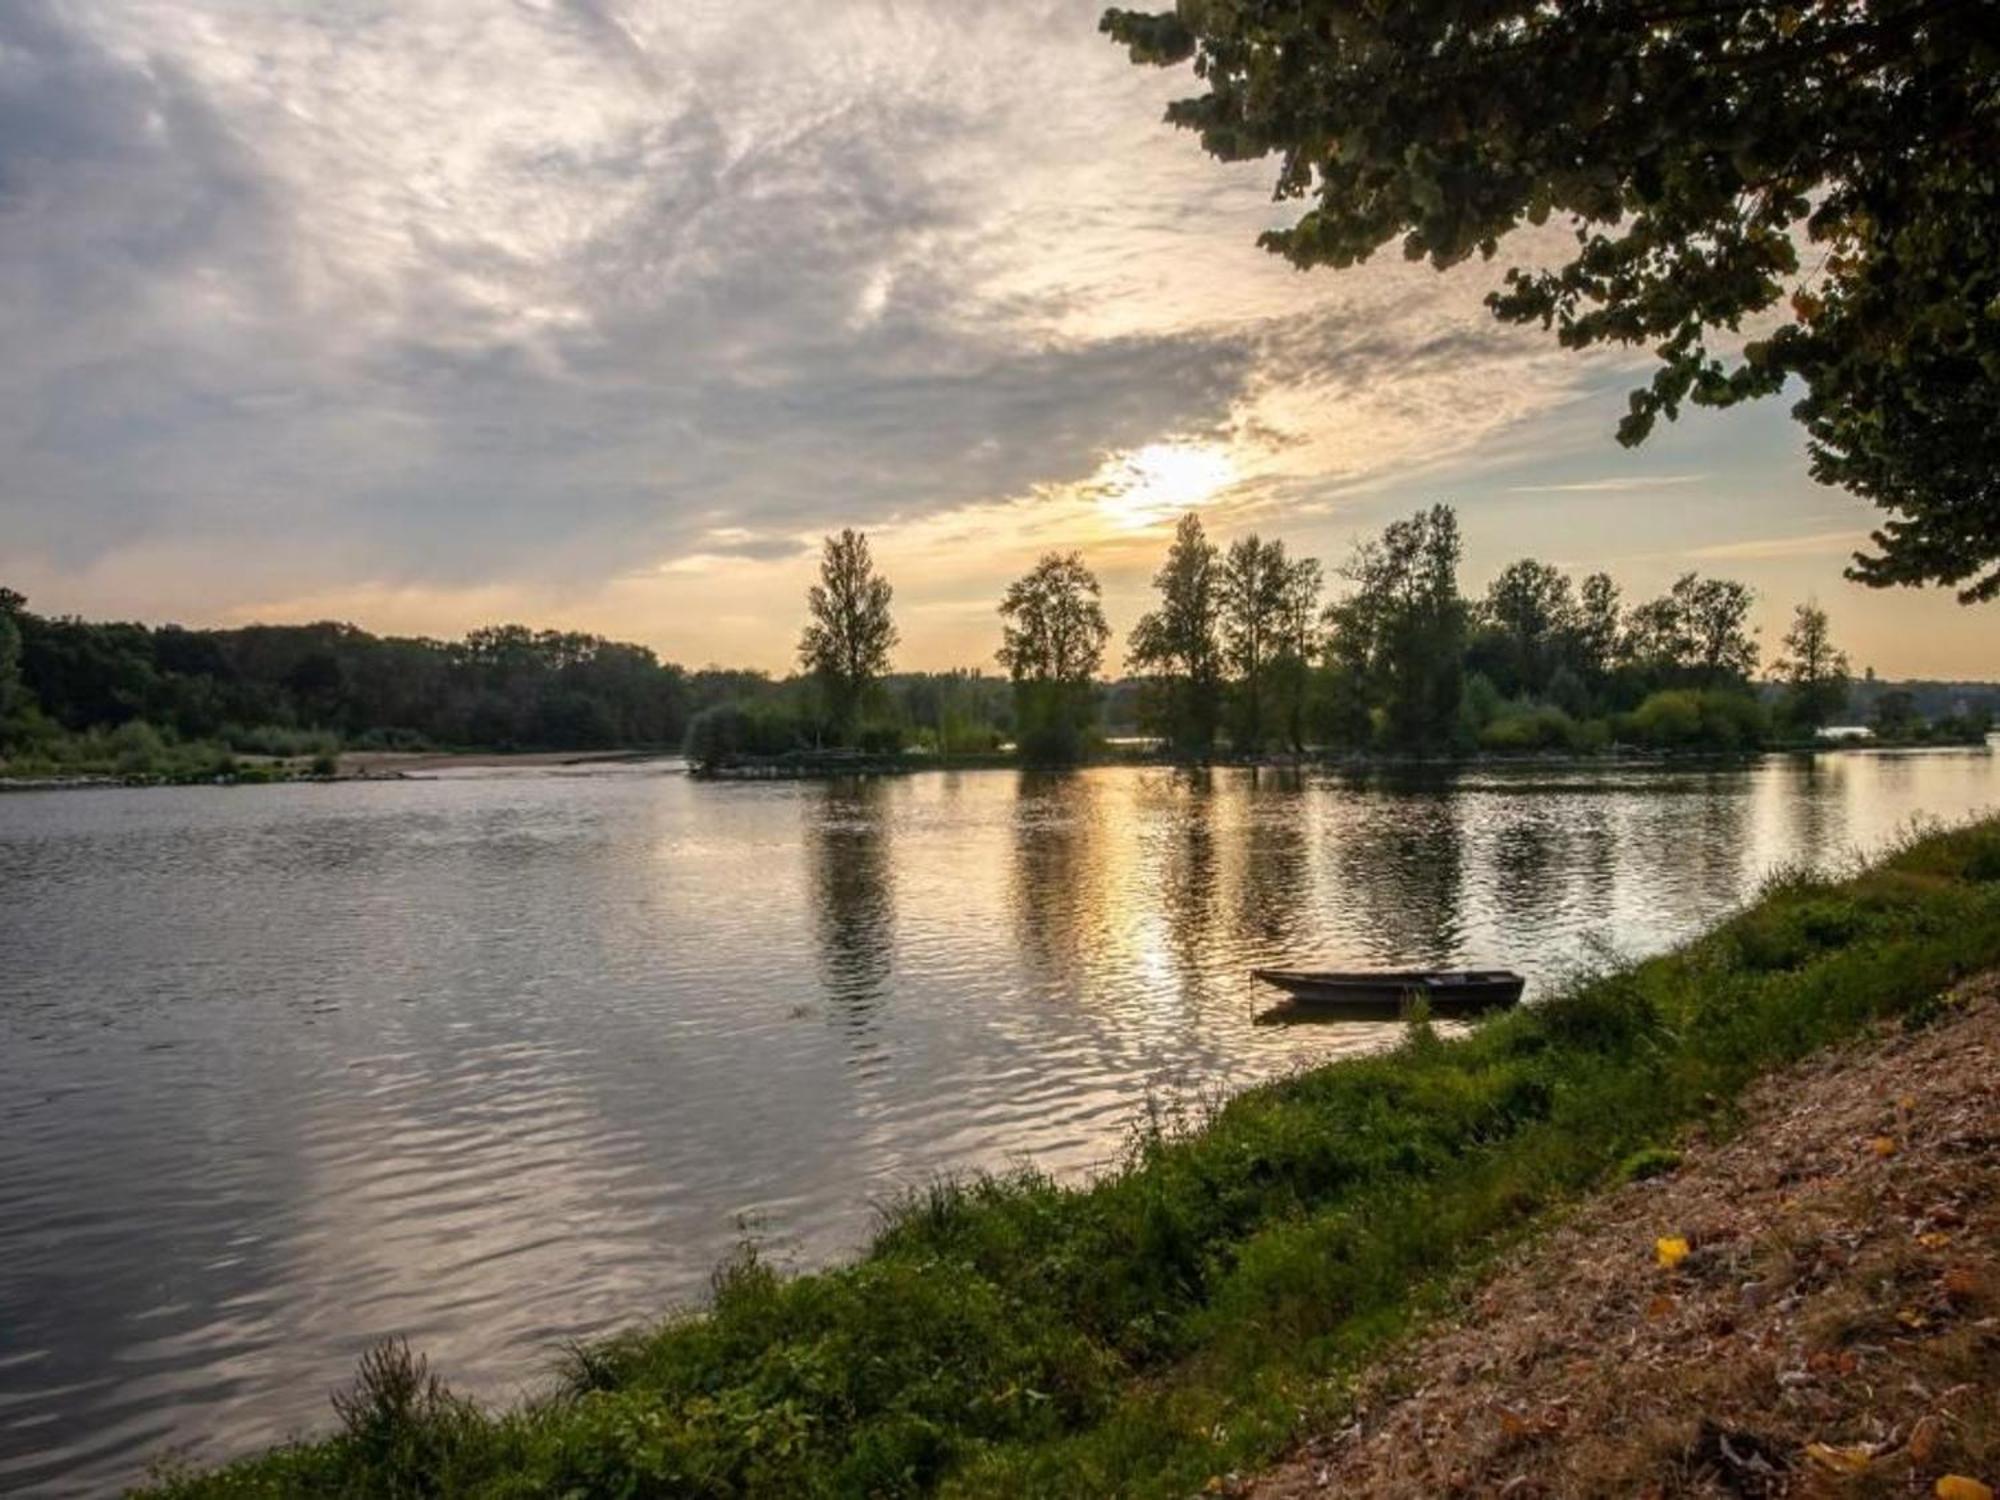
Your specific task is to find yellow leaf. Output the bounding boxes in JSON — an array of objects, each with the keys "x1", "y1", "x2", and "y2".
[
  {"x1": 1806, "y1": 1442, "x2": 1872, "y2": 1474},
  {"x1": 1919, "y1": 1231, "x2": 1954, "y2": 1250},
  {"x1": 1871, "y1": 1136, "x2": 1898, "y2": 1157},
  {"x1": 1655, "y1": 1236, "x2": 1690, "y2": 1270},
  {"x1": 1937, "y1": 1479, "x2": 1994, "y2": 1500}
]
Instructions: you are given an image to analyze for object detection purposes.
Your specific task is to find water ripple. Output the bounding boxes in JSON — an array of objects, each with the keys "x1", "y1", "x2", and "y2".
[{"x1": 0, "y1": 751, "x2": 1993, "y2": 1493}]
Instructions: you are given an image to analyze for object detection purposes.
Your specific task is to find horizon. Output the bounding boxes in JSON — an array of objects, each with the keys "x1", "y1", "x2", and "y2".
[{"x1": 4, "y1": 0, "x2": 1996, "y2": 678}]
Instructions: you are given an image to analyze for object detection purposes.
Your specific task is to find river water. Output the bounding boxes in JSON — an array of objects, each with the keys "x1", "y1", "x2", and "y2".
[{"x1": 1, "y1": 749, "x2": 1994, "y2": 1494}]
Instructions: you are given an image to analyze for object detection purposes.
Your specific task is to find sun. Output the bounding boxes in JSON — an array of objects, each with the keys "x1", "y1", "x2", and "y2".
[{"x1": 1090, "y1": 442, "x2": 1238, "y2": 530}]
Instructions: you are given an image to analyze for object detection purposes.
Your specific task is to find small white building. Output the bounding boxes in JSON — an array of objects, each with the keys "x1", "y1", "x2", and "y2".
[{"x1": 1819, "y1": 725, "x2": 1875, "y2": 742}]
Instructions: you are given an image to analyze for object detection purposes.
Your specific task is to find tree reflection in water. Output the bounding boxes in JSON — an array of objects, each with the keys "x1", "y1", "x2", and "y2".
[
  {"x1": 1326, "y1": 769, "x2": 1466, "y2": 967},
  {"x1": 1234, "y1": 766, "x2": 1312, "y2": 950},
  {"x1": 806, "y1": 778, "x2": 895, "y2": 1032}
]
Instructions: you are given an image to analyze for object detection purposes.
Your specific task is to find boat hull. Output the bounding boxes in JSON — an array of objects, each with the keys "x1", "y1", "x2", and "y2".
[{"x1": 1252, "y1": 968, "x2": 1525, "y2": 1017}]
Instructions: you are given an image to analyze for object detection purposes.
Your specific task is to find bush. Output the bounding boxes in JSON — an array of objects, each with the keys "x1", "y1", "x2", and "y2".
[
  {"x1": 224, "y1": 723, "x2": 341, "y2": 758},
  {"x1": 682, "y1": 701, "x2": 815, "y2": 769},
  {"x1": 1477, "y1": 702, "x2": 1578, "y2": 752},
  {"x1": 110, "y1": 718, "x2": 167, "y2": 774},
  {"x1": 1621, "y1": 689, "x2": 1768, "y2": 751},
  {"x1": 855, "y1": 721, "x2": 906, "y2": 756}
]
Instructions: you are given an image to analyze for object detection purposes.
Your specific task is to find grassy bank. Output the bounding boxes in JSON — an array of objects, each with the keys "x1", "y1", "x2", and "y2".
[{"x1": 145, "y1": 818, "x2": 2000, "y2": 1498}]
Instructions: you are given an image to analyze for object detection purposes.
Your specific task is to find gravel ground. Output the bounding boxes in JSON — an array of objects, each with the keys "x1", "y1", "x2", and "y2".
[{"x1": 1250, "y1": 978, "x2": 2000, "y2": 1499}]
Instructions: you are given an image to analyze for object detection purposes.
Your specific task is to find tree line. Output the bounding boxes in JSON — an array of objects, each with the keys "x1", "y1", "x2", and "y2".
[
  {"x1": 687, "y1": 503, "x2": 1988, "y2": 770},
  {"x1": 4, "y1": 501, "x2": 1987, "y2": 778}
]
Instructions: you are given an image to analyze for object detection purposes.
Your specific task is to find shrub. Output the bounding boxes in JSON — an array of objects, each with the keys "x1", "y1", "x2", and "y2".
[
  {"x1": 1478, "y1": 702, "x2": 1578, "y2": 752},
  {"x1": 1622, "y1": 689, "x2": 1769, "y2": 751},
  {"x1": 110, "y1": 718, "x2": 167, "y2": 774},
  {"x1": 682, "y1": 701, "x2": 815, "y2": 769}
]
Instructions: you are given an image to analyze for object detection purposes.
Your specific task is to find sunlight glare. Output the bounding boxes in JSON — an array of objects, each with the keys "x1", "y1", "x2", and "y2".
[{"x1": 1090, "y1": 442, "x2": 1238, "y2": 530}]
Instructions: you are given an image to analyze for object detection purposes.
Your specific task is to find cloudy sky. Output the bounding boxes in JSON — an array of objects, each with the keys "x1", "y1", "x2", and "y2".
[{"x1": 3, "y1": 0, "x2": 1993, "y2": 676}]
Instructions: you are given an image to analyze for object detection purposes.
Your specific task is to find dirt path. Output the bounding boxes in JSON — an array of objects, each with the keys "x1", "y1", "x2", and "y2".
[{"x1": 1251, "y1": 981, "x2": 2000, "y2": 1499}]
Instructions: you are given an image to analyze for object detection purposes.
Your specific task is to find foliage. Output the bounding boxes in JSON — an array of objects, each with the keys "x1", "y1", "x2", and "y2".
[
  {"x1": 998, "y1": 553, "x2": 1110, "y2": 765},
  {"x1": 1872, "y1": 689, "x2": 1920, "y2": 739},
  {"x1": 798, "y1": 530, "x2": 899, "y2": 745},
  {"x1": 0, "y1": 593, "x2": 696, "y2": 755},
  {"x1": 1473, "y1": 559, "x2": 1577, "y2": 701},
  {"x1": 893, "y1": 671, "x2": 1011, "y2": 756},
  {"x1": 1619, "y1": 572, "x2": 1760, "y2": 691},
  {"x1": 1102, "y1": 0, "x2": 2000, "y2": 600},
  {"x1": 1127, "y1": 513, "x2": 1225, "y2": 754},
  {"x1": 1219, "y1": 535, "x2": 1320, "y2": 753},
  {"x1": 0, "y1": 588, "x2": 24, "y2": 735},
  {"x1": 143, "y1": 817, "x2": 2000, "y2": 1499},
  {"x1": 1774, "y1": 602, "x2": 1852, "y2": 733},
  {"x1": 1321, "y1": 504, "x2": 1466, "y2": 750},
  {"x1": 683, "y1": 702, "x2": 813, "y2": 771},
  {"x1": 1620, "y1": 688, "x2": 1770, "y2": 752}
]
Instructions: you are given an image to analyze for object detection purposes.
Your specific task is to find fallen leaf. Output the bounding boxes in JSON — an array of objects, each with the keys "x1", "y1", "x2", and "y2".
[
  {"x1": 1871, "y1": 1136, "x2": 1898, "y2": 1158},
  {"x1": 1909, "y1": 1415, "x2": 1941, "y2": 1464},
  {"x1": 1936, "y1": 1479, "x2": 1994, "y2": 1500},
  {"x1": 1806, "y1": 1441, "x2": 1873, "y2": 1474},
  {"x1": 1645, "y1": 1293, "x2": 1676, "y2": 1320},
  {"x1": 1920, "y1": 1230, "x2": 1955, "y2": 1250},
  {"x1": 1656, "y1": 1236, "x2": 1691, "y2": 1270},
  {"x1": 1942, "y1": 1265, "x2": 1981, "y2": 1301},
  {"x1": 1897, "y1": 1306, "x2": 1932, "y2": 1331}
]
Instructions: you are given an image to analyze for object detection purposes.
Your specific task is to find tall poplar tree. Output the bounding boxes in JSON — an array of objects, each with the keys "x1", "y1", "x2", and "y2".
[
  {"x1": 1128, "y1": 512, "x2": 1224, "y2": 754},
  {"x1": 798, "y1": 530, "x2": 897, "y2": 745}
]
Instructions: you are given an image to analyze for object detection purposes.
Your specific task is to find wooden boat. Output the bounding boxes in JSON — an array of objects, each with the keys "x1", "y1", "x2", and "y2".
[{"x1": 1251, "y1": 968, "x2": 1526, "y2": 1017}]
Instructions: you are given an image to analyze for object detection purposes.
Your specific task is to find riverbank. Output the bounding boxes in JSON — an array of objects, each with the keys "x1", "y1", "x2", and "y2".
[
  {"x1": 1251, "y1": 975, "x2": 2000, "y2": 1497},
  {"x1": 138, "y1": 815, "x2": 2000, "y2": 1498}
]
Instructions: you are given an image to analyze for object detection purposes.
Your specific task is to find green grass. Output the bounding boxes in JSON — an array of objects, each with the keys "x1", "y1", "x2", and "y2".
[{"x1": 141, "y1": 816, "x2": 2000, "y2": 1499}]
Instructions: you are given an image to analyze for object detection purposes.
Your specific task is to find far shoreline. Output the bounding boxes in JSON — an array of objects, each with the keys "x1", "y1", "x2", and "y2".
[{"x1": 5, "y1": 735, "x2": 1991, "y2": 794}]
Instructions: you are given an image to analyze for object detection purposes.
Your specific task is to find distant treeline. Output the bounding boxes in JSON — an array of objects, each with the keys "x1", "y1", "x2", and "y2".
[
  {"x1": 684, "y1": 505, "x2": 1996, "y2": 769},
  {"x1": 2, "y1": 498, "x2": 1994, "y2": 778}
]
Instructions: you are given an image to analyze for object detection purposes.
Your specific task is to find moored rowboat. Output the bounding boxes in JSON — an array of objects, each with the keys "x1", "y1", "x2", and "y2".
[{"x1": 1252, "y1": 968, "x2": 1525, "y2": 1016}]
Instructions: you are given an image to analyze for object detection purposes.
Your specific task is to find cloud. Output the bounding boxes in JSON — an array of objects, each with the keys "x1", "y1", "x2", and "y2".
[
  {"x1": 1508, "y1": 474, "x2": 1709, "y2": 494},
  {"x1": 1688, "y1": 529, "x2": 1870, "y2": 561},
  {"x1": 2, "y1": 0, "x2": 1849, "y2": 669}
]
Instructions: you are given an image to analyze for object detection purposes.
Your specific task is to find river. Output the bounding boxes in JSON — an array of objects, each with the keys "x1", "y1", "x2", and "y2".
[{"x1": 1, "y1": 749, "x2": 1994, "y2": 1494}]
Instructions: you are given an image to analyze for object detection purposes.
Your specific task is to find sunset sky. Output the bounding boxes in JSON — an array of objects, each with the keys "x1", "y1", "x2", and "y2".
[{"x1": 4, "y1": 0, "x2": 1995, "y2": 677}]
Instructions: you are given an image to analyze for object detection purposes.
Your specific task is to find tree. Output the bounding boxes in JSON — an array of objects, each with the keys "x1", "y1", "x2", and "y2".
[
  {"x1": 1321, "y1": 504, "x2": 1466, "y2": 750},
  {"x1": 1128, "y1": 512, "x2": 1224, "y2": 754},
  {"x1": 1573, "y1": 572, "x2": 1623, "y2": 698},
  {"x1": 1621, "y1": 573, "x2": 1757, "y2": 690},
  {"x1": 1269, "y1": 553, "x2": 1323, "y2": 754},
  {"x1": 798, "y1": 529, "x2": 898, "y2": 745},
  {"x1": 0, "y1": 588, "x2": 23, "y2": 727},
  {"x1": 1103, "y1": 1, "x2": 2000, "y2": 600},
  {"x1": 1476, "y1": 559, "x2": 1578, "y2": 698},
  {"x1": 1672, "y1": 573, "x2": 1759, "y2": 688},
  {"x1": 1219, "y1": 534, "x2": 1301, "y2": 752},
  {"x1": 1872, "y1": 688, "x2": 1920, "y2": 740},
  {"x1": 997, "y1": 552, "x2": 1110, "y2": 764},
  {"x1": 1773, "y1": 602, "x2": 1852, "y2": 734}
]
